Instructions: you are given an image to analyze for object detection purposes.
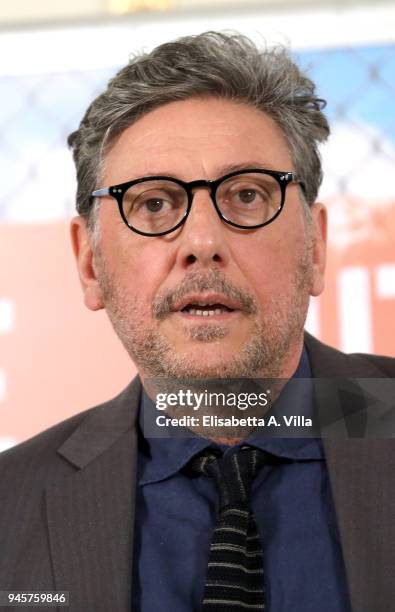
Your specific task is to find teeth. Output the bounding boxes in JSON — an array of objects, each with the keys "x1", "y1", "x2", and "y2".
[{"x1": 187, "y1": 307, "x2": 226, "y2": 316}]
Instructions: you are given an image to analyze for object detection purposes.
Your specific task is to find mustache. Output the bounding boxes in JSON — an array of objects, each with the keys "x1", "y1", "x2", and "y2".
[{"x1": 152, "y1": 269, "x2": 258, "y2": 319}]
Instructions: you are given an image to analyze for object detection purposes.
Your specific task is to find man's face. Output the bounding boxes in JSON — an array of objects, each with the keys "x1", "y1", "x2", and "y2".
[{"x1": 71, "y1": 97, "x2": 326, "y2": 381}]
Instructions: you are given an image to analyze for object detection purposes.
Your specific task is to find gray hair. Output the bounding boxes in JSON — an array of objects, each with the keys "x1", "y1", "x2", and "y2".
[{"x1": 68, "y1": 31, "x2": 329, "y2": 230}]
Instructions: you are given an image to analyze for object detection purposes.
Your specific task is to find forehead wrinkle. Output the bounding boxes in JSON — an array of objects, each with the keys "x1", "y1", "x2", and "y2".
[
  {"x1": 111, "y1": 118, "x2": 242, "y2": 157},
  {"x1": 137, "y1": 161, "x2": 287, "y2": 181},
  {"x1": 102, "y1": 100, "x2": 294, "y2": 184},
  {"x1": 103, "y1": 154, "x2": 289, "y2": 184}
]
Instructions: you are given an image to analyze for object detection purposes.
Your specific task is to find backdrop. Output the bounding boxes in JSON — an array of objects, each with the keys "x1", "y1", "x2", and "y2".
[{"x1": 1, "y1": 4, "x2": 394, "y2": 449}]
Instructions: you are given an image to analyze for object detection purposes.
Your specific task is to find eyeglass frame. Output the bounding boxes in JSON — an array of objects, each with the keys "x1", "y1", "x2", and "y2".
[{"x1": 91, "y1": 167, "x2": 306, "y2": 237}]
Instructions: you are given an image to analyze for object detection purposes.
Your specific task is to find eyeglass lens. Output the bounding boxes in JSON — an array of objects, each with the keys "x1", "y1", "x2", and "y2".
[{"x1": 121, "y1": 173, "x2": 282, "y2": 234}]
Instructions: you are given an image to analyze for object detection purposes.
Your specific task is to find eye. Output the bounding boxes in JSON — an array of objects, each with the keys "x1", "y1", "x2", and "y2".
[
  {"x1": 228, "y1": 183, "x2": 270, "y2": 207},
  {"x1": 125, "y1": 188, "x2": 180, "y2": 217},
  {"x1": 142, "y1": 197, "x2": 167, "y2": 213},
  {"x1": 135, "y1": 191, "x2": 174, "y2": 214},
  {"x1": 235, "y1": 188, "x2": 260, "y2": 204}
]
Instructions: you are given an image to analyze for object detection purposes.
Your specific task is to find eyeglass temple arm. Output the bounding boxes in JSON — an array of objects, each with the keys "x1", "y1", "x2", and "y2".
[
  {"x1": 92, "y1": 187, "x2": 110, "y2": 197},
  {"x1": 291, "y1": 174, "x2": 307, "y2": 196}
]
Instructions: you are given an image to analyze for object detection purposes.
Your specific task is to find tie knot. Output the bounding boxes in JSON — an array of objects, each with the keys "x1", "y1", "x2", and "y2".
[{"x1": 188, "y1": 446, "x2": 267, "y2": 509}]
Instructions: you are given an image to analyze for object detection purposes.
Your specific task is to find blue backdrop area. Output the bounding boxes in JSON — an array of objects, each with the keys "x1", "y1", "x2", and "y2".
[{"x1": 1, "y1": 42, "x2": 394, "y2": 221}]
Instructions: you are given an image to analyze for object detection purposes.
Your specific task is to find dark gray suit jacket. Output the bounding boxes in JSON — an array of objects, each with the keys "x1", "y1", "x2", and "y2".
[{"x1": 1, "y1": 333, "x2": 395, "y2": 612}]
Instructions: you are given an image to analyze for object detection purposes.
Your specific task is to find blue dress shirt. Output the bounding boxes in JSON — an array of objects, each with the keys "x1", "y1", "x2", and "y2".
[{"x1": 132, "y1": 348, "x2": 352, "y2": 611}]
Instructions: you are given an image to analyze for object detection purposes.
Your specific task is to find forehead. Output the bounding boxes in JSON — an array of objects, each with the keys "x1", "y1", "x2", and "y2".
[{"x1": 102, "y1": 97, "x2": 293, "y2": 184}]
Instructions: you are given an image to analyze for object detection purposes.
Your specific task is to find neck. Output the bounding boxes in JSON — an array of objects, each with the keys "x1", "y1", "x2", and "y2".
[{"x1": 140, "y1": 336, "x2": 305, "y2": 442}]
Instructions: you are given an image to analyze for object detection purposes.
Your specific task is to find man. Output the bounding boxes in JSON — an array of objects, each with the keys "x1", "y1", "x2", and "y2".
[{"x1": 1, "y1": 32, "x2": 394, "y2": 612}]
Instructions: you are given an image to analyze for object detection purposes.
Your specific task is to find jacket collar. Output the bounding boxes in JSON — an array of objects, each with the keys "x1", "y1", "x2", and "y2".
[
  {"x1": 48, "y1": 336, "x2": 395, "y2": 611},
  {"x1": 305, "y1": 331, "x2": 395, "y2": 611},
  {"x1": 46, "y1": 377, "x2": 142, "y2": 612}
]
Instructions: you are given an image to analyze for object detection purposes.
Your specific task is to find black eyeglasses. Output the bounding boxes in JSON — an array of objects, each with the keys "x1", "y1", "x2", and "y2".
[{"x1": 91, "y1": 168, "x2": 305, "y2": 237}]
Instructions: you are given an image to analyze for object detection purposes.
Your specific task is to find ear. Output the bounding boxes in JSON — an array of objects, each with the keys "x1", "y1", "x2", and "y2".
[
  {"x1": 70, "y1": 216, "x2": 104, "y2": 311},
  {"x1": 309, "y1": 202, "x2": 327, "y2": 297}
]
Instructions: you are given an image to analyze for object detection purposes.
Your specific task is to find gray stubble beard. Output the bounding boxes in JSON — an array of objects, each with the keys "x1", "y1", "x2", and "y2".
[{"x1": 94, "y1": 239, "x2": 314, "y2": 381}]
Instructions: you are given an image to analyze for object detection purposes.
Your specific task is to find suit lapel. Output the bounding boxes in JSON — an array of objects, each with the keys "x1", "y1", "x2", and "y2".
[
  {"x1": 323, "y1": 437, "x2": 395, "y2": 611},
  {"x1": 305, "y1": 333, "x2": 395, "y2": 611},
  {"x1": 46, "y1": 377, "x2": 141, "y2": 612},
  {"x1": 44, "y1": 339, "x2": 395, "y2": 610}
]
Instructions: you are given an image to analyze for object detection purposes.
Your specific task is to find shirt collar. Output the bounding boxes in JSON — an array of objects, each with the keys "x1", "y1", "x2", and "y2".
[
  {"x1": 246, "y1": 346, "x2": 323, "y2": 460},
  {"x1": 138, "y1": 346, "x2": 323, "y2": 485}
]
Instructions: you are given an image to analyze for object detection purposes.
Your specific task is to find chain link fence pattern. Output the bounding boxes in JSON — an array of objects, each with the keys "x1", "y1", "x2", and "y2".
[{"x1": 0, "y1": 43, "x2": 394, "y2": 223}]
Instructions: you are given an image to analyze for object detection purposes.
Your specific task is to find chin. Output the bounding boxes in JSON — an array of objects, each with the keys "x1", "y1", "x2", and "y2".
[{"x1": 175, "y1": 352, "x2": 243, "y2": 379}]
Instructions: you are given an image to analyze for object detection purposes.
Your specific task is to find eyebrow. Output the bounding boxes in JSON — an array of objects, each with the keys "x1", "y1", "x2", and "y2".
[
  {"x1": 133, "y1": 161, "x2": 283, "y2": 182},
  {"x1": 213, "y1": 161, "x2": 281, "y2": 177}
]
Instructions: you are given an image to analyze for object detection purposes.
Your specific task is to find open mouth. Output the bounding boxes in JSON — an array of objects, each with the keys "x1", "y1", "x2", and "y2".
[
  {"x1": 171, "y1": 292, "x2": 242, "y2": 320},
  {"x1": 181, "y1": 303, "x2": 235, "y2": 317}
]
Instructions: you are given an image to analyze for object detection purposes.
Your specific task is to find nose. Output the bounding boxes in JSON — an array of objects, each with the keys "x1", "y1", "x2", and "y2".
[{"x1": 175, "y1": 187, "x2": 231, "y2": 270}]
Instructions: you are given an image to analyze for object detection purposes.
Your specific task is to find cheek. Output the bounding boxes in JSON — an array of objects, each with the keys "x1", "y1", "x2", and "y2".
[
  {"x1": 234, "y1": 230, "x2": 304, "y2": 300},
  {"x1": 107, "y1": 237, "x2": 171, "y2": 312},
  {"x1": 98, "y1": 208, "x2": 174, "y2": 317}
]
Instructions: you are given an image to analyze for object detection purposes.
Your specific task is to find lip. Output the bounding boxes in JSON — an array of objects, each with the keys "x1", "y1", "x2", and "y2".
[{"x1": 172, "y1": 293, "x2": 242, "y2": 313}]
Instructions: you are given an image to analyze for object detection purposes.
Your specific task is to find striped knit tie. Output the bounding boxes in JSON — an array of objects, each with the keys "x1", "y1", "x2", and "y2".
[{"x1": 188, "y1": 446, "x2": 267, "y2": 611}]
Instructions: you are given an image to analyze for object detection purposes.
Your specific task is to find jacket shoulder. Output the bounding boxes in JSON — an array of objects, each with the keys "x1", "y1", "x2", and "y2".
[
  {"x1": 350, "y1": 352, "x2": 395, "y2": 377},
  {"x1": 0, "y1": 378, "x2": 140, "y2": 487},
  {"x1": 304, "y1": 331, "x2": 395, "y2": 378},
  {"x1": 0, "y1": 405, "x2": 98, "y2": 485}
]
